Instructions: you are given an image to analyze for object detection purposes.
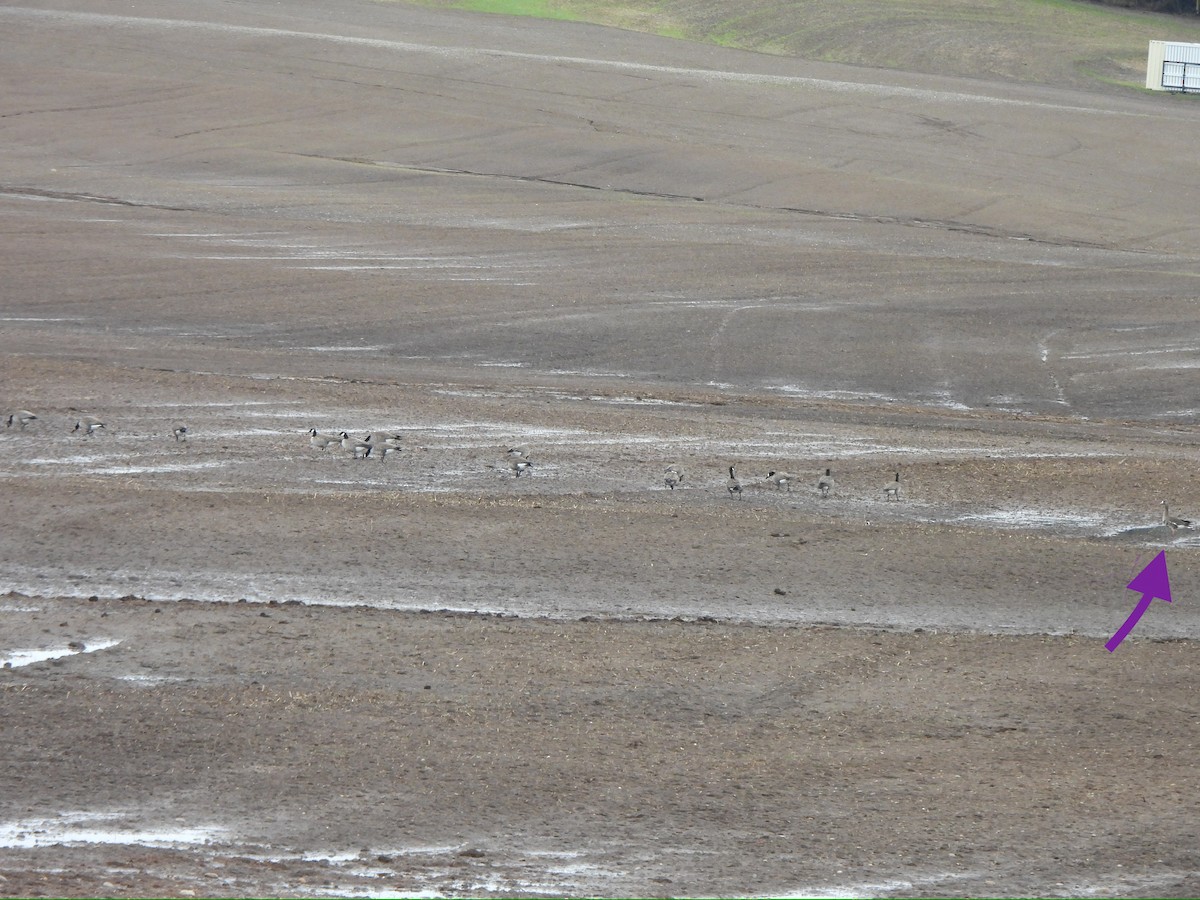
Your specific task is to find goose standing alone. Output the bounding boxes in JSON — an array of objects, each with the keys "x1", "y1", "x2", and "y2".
[
  {"x1": 308, "y1": 428, "x2": 341, "y2": 450},
  {"x1": 1162, "y1": 500, "x2": 1194, "y2": 532},
  {"x1": 727, "y1": 465, "x2": 743, "y2": 499},
  {"x1": 883, "y1": 472, "x2": 901, "y2": 501},
  {"x1": 664, "y1": 464, "x2": 683, "y2": 490},
  {"x1": 766, "y1": 470, "x2": 794, "y2": 492},
  {"x1": 817, "y1": 468, "x2": 835, "y2": 499},
  {"x1": 172, "y1": 425, "x2": 189, "y2": 443},
  {"x1": 339, "y1": 431, "x2": 373, "y2": 459},
  {"x1": 73, "y1": 416, "x2": 105, "y2": 436},
  {"x1": 6, "y1": 410, "x2": 37, "y2": 430}
]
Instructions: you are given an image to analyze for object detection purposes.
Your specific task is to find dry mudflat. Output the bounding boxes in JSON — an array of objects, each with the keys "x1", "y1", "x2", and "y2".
[{"x1": 2, "y1": 0, "x2": 1200, "y2": 896}]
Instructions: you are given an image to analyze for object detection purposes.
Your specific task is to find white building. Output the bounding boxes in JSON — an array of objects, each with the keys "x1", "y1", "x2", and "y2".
[{"x1": 1146, "y1": 40, "x2": 1200, "y2": 92}]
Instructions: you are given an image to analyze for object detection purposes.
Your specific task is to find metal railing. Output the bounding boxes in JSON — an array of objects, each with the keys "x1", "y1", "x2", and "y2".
[{"x1": 1162, "y1": 59, "x2": 1200, "y2": 92}]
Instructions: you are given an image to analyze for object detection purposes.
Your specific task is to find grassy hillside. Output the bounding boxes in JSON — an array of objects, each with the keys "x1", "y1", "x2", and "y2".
[{"x1": 397, "y1": 0, "x2": 1200, "y2": 89}]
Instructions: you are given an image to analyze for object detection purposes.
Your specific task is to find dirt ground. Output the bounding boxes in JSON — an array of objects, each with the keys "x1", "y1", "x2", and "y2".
[
  {"x1": 2, "y1": 0, "x2": 1200, "y2": 896},
  {"x1": 2, "y1": 595, "x2": 1199, "y2": 898}
]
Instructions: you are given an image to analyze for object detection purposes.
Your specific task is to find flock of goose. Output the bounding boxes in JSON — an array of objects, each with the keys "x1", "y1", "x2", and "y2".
[
  {"x1": 724, "y1": 463, "x2": 900, "y2": 503},
  {"x1": 308, "y1": 427, "x2": 405, "y2": 460},
  {"x1": 311, "y1": 429, "x2": 541, "y2": 476},
  {"x1": 7, "y1": 409, "x2": 108, "y2": 436},
  {"x1": 308, "y1": 426, "x2": 903, "y2": 501},
  {"x1": 5, "y1": 410, "x2": 1196, "y2": 529}
]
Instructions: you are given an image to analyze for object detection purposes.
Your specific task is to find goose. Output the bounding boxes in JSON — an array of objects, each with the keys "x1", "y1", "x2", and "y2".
[
  {"x1": 308, "y1": 428, "x2": 341, "y2": 450},
  {"x1": 766, "y1": 470, "x2": 794, "y2": 492},
  {"x1": 664, "y1": 464, "x2": 684, "y2": 490},
  {"x1": 375, "y1": 441, "x2": 402, "y2": 460},
  {"x1": 727, "y1": 466, "x2": 743, "y2": 499},
  {"x1": 509, "y1": 457, "x2": 533, "y2": 477},
  {"x1": 6, "y1": 410, "x2": 36, "y2": 430},
  {"x1": 339, "y1": 431, "x2": 373, "y2": 459},
  {"x1": 883, "y1": 472, "x2": 901, "y2": 501},
  {"x1": 1162, "y1": 500, "x2": 1193, "y2": 532},
  {"x1": 172, "y1": 425, "x2": 189, "y2": 443},
  {"x1": 506, "y1": 447, "x2": 529, "y2": 458},
  {"x1": 817, "y1": 468, "x2": 835, "y2": 499},
  {"x1": 73, "y1": 416, "x2": 105, "y2": 436},
  {"x1": 370, "y1": 432, "x2": 404, "y2": 459}
]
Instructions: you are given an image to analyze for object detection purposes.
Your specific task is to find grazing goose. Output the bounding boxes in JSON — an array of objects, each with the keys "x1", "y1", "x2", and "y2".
[
  {"x1": 766, "y1": 470, "x2": 794, "y2": 492},
  {"x1": 817, "y1": 468, "x2": 835, "y2": 499},
  {"x1": 339, "y1": 431, "x2": 373, "y2": 459},
  {"x1": 172, "y1": 425, "x2": 189, "y2": 443},
  {"x1": 506, "y1": 447, "x2": 529, "y2": 458},
  {"x1": 73, "y1": 416, "x2": 105, "y2": 436},
  {"x1": 1162, "y1": 500, "x2": 1194, "y2": 532},
  {"x1": 664, "y1": 464, "x2": 684, "y2": 490},
  {"x1": 509, "y1": 457, "x2": 533, "y2": 477},
  {"x1": 370, "y1": 432, "x2": 404, "y2": 459},
  {"x1": 727, "y1": 465, "x2": 743, "y2": 499},
  {"x1": 883, "y1": 472, "x2": 901, "y2": 501},
  {"x1": 6, "y1": 410, "x2": 36, "y2": 430},
  {"x1": 308, "y1": 428, "x2": 341, "y2": 450}
]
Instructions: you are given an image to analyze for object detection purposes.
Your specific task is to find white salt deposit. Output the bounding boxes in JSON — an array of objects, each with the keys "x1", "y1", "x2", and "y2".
[
  {"x1": 541, "y1": 368, "x2": 632, "y2": 378},
  {"x1": 297, "y1": 345, "x2": 389, "y2": 353},
  {"x1": 22, "y1": 454, "x2": 115, "y2": 465},
  {"x1": 1059, "y1": 870, "x2": 1200, "y2": 897},
  {"x1": 302, "y1": 850, "x2": 362, "y2": 863},
  {"x1": 1, "y1": 638, "x2": 121, "y2": 669},
  {"x1": 137, "y1": 400, "x2": 292, "y2": 409},
  {"x1": 949, "y1": 508, "x2": 1107, "y2": 529},
  {"x1": 79, "y1": 461, "x2": 227, "y2": 476},
  {"x1": 773, "y1": 870, "x2": 985, "y2": 898},
  {"x1": 772, "y1": 385, "x2": 902, "y2": 404},
  {"x1": 117, "y1": 673, "x2": 187, "y2": 685},
  {"x1": 229, "y1": 840, "x2": 619, "y2": 899},
  {"x1": 0, "y1": 810, "x2": 223, "y2": 849}
]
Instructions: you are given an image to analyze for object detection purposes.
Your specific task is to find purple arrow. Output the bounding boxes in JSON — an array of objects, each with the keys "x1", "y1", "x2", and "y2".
[{"x1": 1106, "y1": 550, "x2": 1172, "y2": 652}]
